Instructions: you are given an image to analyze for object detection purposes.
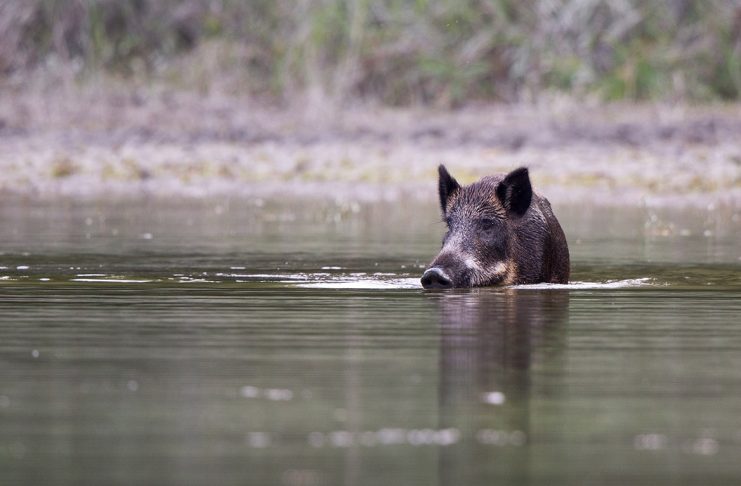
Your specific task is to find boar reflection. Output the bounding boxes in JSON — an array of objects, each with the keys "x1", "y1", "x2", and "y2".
[{"x1": 435, "y1": 289, "x2": 569, "y2": 485}]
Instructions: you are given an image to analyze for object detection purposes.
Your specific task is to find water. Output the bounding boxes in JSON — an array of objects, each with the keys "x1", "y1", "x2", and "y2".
[{"x1": 0, "y1": 198, "x2": 739, "y2": 485}]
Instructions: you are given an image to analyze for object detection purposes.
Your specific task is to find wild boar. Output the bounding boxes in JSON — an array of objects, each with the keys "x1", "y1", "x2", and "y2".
[{"x1": 421, "y1": 166, "x2": 569, "y2": 289}]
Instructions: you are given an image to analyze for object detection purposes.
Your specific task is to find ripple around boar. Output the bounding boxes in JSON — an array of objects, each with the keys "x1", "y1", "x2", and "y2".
[{"x1": 421, "y1": 166, "x2": 570, "y2": 289}]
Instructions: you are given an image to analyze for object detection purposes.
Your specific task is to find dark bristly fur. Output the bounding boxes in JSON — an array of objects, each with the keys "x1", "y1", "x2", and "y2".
[{"x1": 421, "y1": 166, "x2": 570, "y2": 288}]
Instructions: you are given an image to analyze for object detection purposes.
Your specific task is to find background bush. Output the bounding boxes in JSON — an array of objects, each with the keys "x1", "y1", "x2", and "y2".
[{"x1": 1, "y1": 0, "x2": 739, "y2": 105}]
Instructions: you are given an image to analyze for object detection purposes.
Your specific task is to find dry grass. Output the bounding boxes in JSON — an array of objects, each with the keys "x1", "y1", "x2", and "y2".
[{"x1": 0, "y1": 83, "x2": 739, "y2": 205}]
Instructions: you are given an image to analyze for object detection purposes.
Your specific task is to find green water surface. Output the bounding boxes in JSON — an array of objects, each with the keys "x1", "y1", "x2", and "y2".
[{"x1": 0, "y1": 199, "x2": 739, "y2": 485}]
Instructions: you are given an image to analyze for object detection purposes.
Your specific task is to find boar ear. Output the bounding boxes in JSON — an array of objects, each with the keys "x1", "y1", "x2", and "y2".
[
  {"x1": 438, "y1": 164, "x2": 460, "y2": 213},
  {"x1": 496, "y1": 167, "x2": 532, "y2": 217}
]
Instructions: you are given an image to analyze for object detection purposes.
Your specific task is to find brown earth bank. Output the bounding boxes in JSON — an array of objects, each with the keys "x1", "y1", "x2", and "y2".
[{"x1": 0, "y1": 84, "x2": 739, "y2": 207}]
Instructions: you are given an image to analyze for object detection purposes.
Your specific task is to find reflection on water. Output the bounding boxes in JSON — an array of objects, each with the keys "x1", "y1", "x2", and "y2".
[
  {"x1": 435, "y1": 289, "x2": 569, "y2": 485},
  {"x1": 0, "y1": 199, "x2": 739, "y2": 485}
]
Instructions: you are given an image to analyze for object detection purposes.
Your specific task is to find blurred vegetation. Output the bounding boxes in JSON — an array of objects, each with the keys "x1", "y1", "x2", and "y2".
[{"x1": 0, "y1": 0, "x2": 739, "y2": 106}]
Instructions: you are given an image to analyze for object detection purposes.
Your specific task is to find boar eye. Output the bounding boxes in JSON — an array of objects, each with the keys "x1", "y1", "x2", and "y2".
[{"x1": 480, "y1": 218, "x2": 497, "y2": 229}]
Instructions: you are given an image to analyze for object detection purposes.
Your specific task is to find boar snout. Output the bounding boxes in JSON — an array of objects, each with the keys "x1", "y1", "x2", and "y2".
[{"x1": 421, "y1": 267, "x2": 454, "y2": 289}]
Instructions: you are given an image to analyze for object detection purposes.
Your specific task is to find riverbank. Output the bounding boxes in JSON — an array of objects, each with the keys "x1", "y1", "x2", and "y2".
[{"x1": 1, "y1": 84, "x2": 739, "y2": 207}]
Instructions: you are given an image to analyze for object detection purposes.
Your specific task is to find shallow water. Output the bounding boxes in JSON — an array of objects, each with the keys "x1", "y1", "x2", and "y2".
[{"x1": 0, "y1": 198, "x2": 739, "y2": 485}]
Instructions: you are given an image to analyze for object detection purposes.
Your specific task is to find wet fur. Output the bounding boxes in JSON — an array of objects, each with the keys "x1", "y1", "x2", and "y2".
[{"x1": 427, "y1": 166, "x2": 569, "y2": 287}]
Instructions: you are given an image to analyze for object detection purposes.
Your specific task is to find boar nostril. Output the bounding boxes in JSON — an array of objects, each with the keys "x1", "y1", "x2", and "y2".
[{"x1": 421, "y1": 268, "x2": 453, "y2": 289}]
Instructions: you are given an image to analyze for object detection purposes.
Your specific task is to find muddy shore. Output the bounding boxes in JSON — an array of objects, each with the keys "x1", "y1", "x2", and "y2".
[{"x1": 1, "y1": 85, "x2": 739, "y2": 207}]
